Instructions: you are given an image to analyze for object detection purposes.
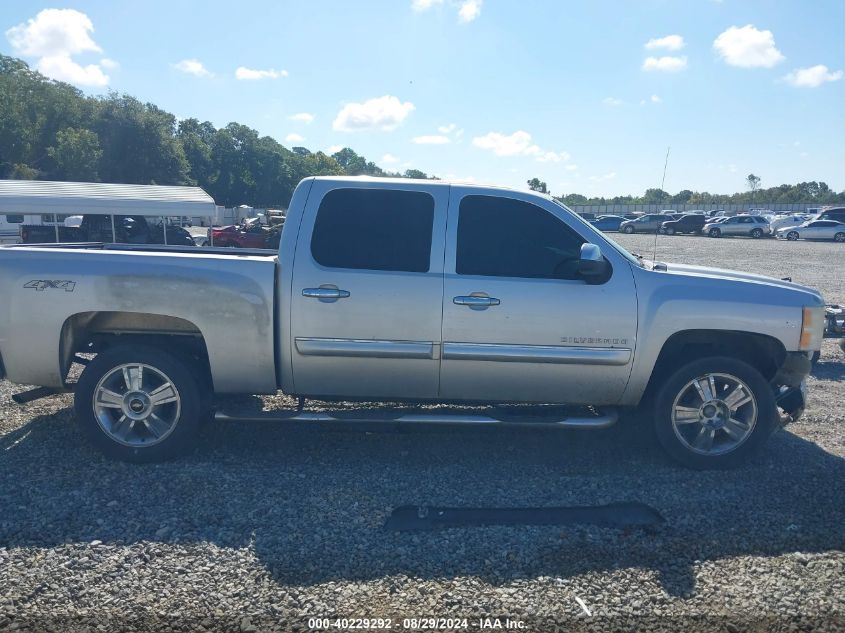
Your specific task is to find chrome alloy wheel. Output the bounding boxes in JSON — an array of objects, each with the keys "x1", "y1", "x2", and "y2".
[
  {"x1": 93, "y1": 363, "x2": 181, "y2": 447},
  {"x1": 671, "y1": 373, "x2": 757, "y2": 456}
]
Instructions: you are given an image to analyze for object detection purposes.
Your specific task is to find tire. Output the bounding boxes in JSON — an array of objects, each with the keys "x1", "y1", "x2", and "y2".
[
  {"x1": 665, "y1": 226, "x2": 675, "y2": 235},
  {"x1": 786, "y1": 231, "x2": 799, "y2": 241},
  {"x1": 811, "y1": 350, "x2": 821, "y2": 365},
  {"x1": 623, "y1": 225, "x2": 635, "y2": 234},
  {"x1": 74, "y1": 345, "x2": 203, "y2": 462},
  {"x1": 751, "y1": 228, "x2": 763, "y2": 239},
  {"x1": 652, "y1": 356, "x2": 778, "y2": 469},
  {"x1": 709, "y1": 228, "x2": 721, "y2": 238},
  {"x1": 834, "y1": 232, "x2": 845, "y2": 243}
]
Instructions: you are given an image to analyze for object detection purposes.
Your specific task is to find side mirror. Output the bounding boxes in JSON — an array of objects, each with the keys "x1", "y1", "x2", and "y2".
[{"x1": 578, "y1": 243, "x2": 609, "y2": 283}]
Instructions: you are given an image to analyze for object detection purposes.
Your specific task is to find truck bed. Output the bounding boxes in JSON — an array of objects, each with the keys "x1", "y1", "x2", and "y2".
[{"x1": 0, "y1": 243, "x2": 280, "y2": 393}]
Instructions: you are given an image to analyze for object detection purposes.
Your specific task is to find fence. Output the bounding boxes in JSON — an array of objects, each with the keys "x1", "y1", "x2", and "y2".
[{"x1": 571, "y1": 202, "x2": 822, "y2": 216}]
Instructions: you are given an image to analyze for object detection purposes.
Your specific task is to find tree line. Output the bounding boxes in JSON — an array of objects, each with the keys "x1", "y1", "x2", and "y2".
[
  {"x1": 0, "y1": 54, "x2": 433, "y2": 208},
  {"x1": 2, "y1": 54, "x2": 841, "y2": 209}
]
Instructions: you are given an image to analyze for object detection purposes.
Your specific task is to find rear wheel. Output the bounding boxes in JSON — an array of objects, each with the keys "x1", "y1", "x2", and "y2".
[
  {"x1": 75, "y1": 345, "x2": 203, "y2": 462},
  {"x1": 665, "y1": 226, "x2": 675, "y2": 235},
  {"x1": 834, "y1": 232, "x2": 845, "y2": 243},
  {"x1": 653, "y1": 356, "x2": 778, "y2": 469},
  {"x1": 786, "y1": 231, "x2": 799, "y2": 241},
  {"x1": 751, "y1": 228, "x2": 764, "y2": 238},
  {"x1": 709, "y1": 227, "x2": 721, "y2": 238}
]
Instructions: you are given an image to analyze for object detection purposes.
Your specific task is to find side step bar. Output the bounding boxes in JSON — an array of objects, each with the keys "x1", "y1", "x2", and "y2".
[{"x1": 214, "y1": 407, "x2": 618, "y2": 430}]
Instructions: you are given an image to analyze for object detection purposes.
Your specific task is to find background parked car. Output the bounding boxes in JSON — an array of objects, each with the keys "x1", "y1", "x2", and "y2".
[
  {"x1": 589, "y1": 215, "x2": 626, "y2": 232},
  {"x1": 778, "y1": 220, "x2": 845, "y2": 242},
  {"x1": 20, "y1": 214, "x2": 194, "y2": 246},
  {"x1": 209, "y1": 217, "x2": 282, "y2": 248},
  {"x1": 768, "y1": 214, "x2": 811, "y2": 233},
  {"x1": 819, "y1": 207, "x2": 845, "y2": 223},
  {"x1": 661, "y1": 213, "x2": 707, "y2": 235},
  {"x1": 704, "y1": 215, "x2": 771, "y2": 238},
  {"x1": 620, "y1": 213, "x2": 673, "y2": 233}
]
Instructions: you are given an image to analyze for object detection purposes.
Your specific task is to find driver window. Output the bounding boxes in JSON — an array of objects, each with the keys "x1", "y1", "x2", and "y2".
[{"x1": 456, "y1": 195, "x2": 585, "y2": 280}]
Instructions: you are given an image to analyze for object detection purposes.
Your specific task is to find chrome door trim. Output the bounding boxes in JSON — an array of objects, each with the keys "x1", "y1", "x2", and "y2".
[
  {"x1": 295, "y1": 337, "x2": 435, "y2": 359},
  {"x1": 443, "y1": 342, "x2": 631, "y2": 365}
]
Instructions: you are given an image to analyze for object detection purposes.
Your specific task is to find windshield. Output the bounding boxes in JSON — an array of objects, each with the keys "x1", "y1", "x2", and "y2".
[{"x1": 551, "y1": 198, "x2": 644, "y2": 267}]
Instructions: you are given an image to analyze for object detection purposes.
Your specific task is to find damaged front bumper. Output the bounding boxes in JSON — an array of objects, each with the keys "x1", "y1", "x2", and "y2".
[{"x1": 773, "y1": 351, "x2": 812, "y2": 426}]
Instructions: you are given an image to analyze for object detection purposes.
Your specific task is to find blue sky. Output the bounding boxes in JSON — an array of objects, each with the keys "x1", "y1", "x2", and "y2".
[{"x1": 2, "y1": 1, "x2": 843, "y2": 197}]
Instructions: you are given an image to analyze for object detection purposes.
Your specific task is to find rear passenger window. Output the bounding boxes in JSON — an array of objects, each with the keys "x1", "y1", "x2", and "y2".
[
  {"x1": 457, "y1": 195, "x2": 585, "y2": 280},
  {"x1": 311, "y1": 188, "x2": 434, "y2": 273}
]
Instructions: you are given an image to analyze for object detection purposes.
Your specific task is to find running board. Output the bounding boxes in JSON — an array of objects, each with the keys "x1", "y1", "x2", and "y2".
[{"x1": 214, "y1": 407, "x2": 618, "y2": 430}]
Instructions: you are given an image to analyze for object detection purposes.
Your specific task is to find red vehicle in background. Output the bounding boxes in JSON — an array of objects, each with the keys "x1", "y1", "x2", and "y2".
[{"x1": 209, "y1": 217, "x2": 281, "y2": 248}]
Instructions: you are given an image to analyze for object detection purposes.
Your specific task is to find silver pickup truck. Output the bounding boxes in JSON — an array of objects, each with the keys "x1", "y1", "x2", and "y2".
[{"x1": 0, "y1": 177, "x2": 823, "y2": 468}]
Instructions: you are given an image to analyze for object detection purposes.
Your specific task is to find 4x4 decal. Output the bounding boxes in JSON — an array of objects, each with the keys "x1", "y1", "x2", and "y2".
[{"x1": 23, "y1": 280, "x2": 76, "y2": 292}]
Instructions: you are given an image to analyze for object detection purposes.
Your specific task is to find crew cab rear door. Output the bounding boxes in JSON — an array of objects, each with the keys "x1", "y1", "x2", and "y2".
[
  {"x1": 289, "y1": 181, "x2": 448, "y2": 399},
  {"x1": 439, "y1": 188, "x2": 637, "y2": 404}
]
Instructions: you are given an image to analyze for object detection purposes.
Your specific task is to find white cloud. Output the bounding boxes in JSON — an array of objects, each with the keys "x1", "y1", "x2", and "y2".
[
  {"x1": 645, "y1": 35, "x2": 685, "y2": 51},
  {"x1": 99, "y1": 57, "x2": 118, "y2": 69},
  {"x1": 642, "y1": 56, "x2": 688, "y2": 72},
  {"x1": 589, "y1": 172, "x2": 617, "y2": 183},
  {"x1": 472, "y1": 130, "x2": 571, "y2": 163},
  {"x1": 381, "y1": 153, "x2": 401, "y2": 164},
  {"x1": 713, "y1": 25, "x2": 784, "y2": 68},
  {"x1": 326, "y1": 145, "x2": 344, "y2": 155},
  {"x1": 458, "y1": 0, "x2": 483, "y2": 22},
  {"x1": 411, "y1": 0, "x2": 443, "y2": 11},
  {"x1": 5, "y1": 8, "x2": 112, "y2": 87},
  {"x1": 651, "y1": 94, "x2": 662, "y2": 103},
  {"x1": 289, "y1": 112, "x2": 315, "y2": 123},
  {"x1": 782, "y1": 64, "x2": 843, "y2": 88},
  {"x1": 285, "y1": 133, "x2": 305, "y2": 143},
  {"x1": 174, "y1": 59, "x2": 212, "y2": 77},
  {"x1": 438, "y1": 123, "x2": 457, "y2": 134},
  {"x1": 235, "y1": 66, "x2": 287, "y2": 80},
  {"x1": 412, "y1": 135, "x2": 451, "y2": 144},
  {"x1": 602, "y1": 97, "x2": 623, "y2": 106},
  {"x1": 564, "y1": 164, "x2": 578, "y2": 171},
  {"x1": 333, "y1": 95, "x2": 415, "y2": 132}
]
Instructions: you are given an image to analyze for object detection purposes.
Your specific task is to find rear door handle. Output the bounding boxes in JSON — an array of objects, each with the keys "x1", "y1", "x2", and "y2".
[
  {"x1": 453, "y1": 295, "x2": 500, "y2": 307},
  {"x1": 302, "y1": 287, "x2": 350, "y2": 299}
]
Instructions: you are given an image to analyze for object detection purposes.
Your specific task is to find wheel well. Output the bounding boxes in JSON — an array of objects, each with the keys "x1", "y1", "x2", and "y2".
[
  {"x1": 61, "y1": 311, "x2": 211, "y2": 388},
  {"x1": 643, "y1": 330, "x2": 786, "y2": 403}
]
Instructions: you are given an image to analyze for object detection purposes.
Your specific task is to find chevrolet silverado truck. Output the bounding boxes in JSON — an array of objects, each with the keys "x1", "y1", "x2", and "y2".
[{"x1": 0, "y1": 177, "x2": 822, "y2": 468}]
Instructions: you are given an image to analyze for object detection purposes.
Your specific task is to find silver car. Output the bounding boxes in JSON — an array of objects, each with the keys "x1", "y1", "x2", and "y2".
[
  {"x1": 704, "y1": 215, "x2": 771, "y2": 238},
  {"x1": 619, "y1": 214, "x2": 673, "y2": 234}
]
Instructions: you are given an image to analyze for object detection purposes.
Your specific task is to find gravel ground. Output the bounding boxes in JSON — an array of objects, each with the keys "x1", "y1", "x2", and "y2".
[{"x1": 1, "y1": 234, "x2": 843, "y2": 632}]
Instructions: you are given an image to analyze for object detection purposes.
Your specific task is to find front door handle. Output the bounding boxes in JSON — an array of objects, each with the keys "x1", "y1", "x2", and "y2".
[
  {"x1": 302, "y1": 287, "x2": 350, "y2": 299},
  {"x1": 453, "y1": 295, "x2": 500, "y2": 307}
]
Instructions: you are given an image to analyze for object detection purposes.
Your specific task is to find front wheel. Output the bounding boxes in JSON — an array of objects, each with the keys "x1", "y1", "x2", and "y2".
[
  {"x1": 834, "y1": 232, "x2": 845, "y2": 243},
  {"x1": 75, "y1": 345, "x2": 203, "y2": 462},
  {"x1": 623, "y1": 225, "x2": 635, "y2": 234},
  {"x1": 652, "y1": 356, "x2": 778, "y2": 469},
  {"x1": 709, "y1": 228, "x2": 721, "y2": 238},
  {"x1": 786, "y1": 231, "x2": 799, "y2": 241},
  {"x1": 665, "y1": 226, "x2": 675, "y2": 235}
]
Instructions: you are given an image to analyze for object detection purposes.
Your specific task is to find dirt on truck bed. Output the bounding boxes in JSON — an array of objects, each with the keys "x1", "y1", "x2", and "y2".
[{"x1": 0, "y1": 234, "x2": 843, "y2": 632}]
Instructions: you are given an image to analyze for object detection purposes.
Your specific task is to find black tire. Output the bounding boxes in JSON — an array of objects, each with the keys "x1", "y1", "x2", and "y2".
[
  {"x1": 665, "y1": 226, "x2": 675, "y2": 235},
  {"x1": 709, "y1": 228, "x2": 721, "y2": 238},
  {"x1": 811, "y1": 350, "x2": 821, "y2": 365},
  {"x1": 786, "y1": 231, "x2": 799, "y2": 241},
  {"x1": 623, "y1": 225, "x2": 635, "y2": 234},
  {"x1": 834, "y1": 232, "x2": 845, "y2": 243},
  {"x1": 74, "y1": 345, "x2": 203, "y2": 462},
  {"x1": 751, "y1": 228, "x2": 763, "y2": 239},
  {"x1": 652, "y1": 356, "x2": 778, "y2": 469}
]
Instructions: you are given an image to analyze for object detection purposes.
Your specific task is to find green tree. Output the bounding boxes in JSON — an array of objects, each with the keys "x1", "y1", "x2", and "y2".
[
  {"x1": 47, "y1": 127, "x2": 102, "y2": 181},
  {"x1": 746, "y1": 174, "x2": 762, "y2": 206},
  {"x1": 527, "y1": 177, "x2": 548, "y2": 194}
]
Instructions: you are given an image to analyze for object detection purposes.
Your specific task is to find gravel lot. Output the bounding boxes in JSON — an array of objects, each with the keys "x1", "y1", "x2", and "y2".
[{"x1": 1, "y1": 234, "x2": 843, "y2": 632}]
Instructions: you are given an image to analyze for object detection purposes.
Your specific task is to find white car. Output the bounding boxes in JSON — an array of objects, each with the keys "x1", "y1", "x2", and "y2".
[
  {"x1": 769, "y1": 214, "x2": 810, "y2": 233},
  {"x1": 777, "y1": 220, "x2": 845, "y2": 242}
]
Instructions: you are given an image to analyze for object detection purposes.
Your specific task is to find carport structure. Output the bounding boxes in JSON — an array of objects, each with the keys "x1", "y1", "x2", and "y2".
[{"x1": 0, "y1": 179, "x2": 217, "y2": 245}]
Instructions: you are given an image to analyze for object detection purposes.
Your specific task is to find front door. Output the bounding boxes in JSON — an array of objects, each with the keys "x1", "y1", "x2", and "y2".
[
  {"x1": 290, "y1": 181, "x2": 448, "y2": 399},
  {"x1": 439, "y1": 190, "x2": 638, "y2": 405}
]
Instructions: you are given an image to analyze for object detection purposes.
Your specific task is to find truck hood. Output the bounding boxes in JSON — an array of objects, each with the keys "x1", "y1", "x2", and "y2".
[{"x1": 657, "y1": 262, "x2": 824, "y2": 304}]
